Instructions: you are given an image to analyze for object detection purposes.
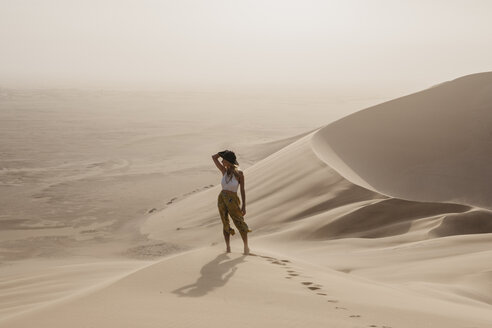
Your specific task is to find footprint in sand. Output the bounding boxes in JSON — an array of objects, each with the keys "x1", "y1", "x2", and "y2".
[
  {"x1": 262, "y1": 256, "x2": 355, "y2": 319},
  {"x1": 271, "y1": 260, "x2": 286, "y2": 265},
  {"x1": 261, "y1": 255, "x2": 333, "y2": 302},
  {"x1": 300, "y1": 282, "x2": 322, "y2": 291},
  {"x1": 166, "y1": 197, "x2": 178, "y2": 205}
]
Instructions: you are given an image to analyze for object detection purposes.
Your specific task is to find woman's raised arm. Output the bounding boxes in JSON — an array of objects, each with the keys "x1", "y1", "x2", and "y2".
[{"x1": 212, "y1": 153, "x2": 225, "y2": 174}]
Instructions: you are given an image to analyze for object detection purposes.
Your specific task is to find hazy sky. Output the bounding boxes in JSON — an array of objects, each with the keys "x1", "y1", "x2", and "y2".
[{"x1": 1, "y1": 0, "x2": 491, "y2": 93}]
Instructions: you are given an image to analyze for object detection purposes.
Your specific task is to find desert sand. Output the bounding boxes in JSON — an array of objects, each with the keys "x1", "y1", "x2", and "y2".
[{"x1": 1, "y1": 73, "x2": 492, "y2": 327}]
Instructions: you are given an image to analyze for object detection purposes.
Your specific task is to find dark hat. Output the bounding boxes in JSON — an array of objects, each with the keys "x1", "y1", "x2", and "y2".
[{"x1": 218, "y1": 150, "x2": 239, "y2": 165}]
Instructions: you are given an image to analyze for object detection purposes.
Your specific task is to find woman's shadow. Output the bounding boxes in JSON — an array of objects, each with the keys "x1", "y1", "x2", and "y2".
[{"x1": 172, "y1": 253, "x2": 246, "y2": 297}]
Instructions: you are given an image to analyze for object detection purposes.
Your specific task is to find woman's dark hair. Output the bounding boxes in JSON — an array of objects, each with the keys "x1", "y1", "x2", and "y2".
[{"x1": 218, "y1": 150, "x2": 238, "y2": 165}]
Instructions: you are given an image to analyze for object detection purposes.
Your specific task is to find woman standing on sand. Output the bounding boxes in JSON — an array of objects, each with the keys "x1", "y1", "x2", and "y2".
[{"x1": 212, "y1": 150, "x2": 251, "y2": 255}]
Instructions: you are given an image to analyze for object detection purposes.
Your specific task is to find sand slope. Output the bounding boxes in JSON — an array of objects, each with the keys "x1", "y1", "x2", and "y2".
[
  {"x1": 142, "y1": 128, "x2": 492, "y2": 246},
  {"x1": 0, "y1": 257, "x2": 151, "y2": 322},
  {"x1": 2, "y1": 245, "x2": 491, "y2": 328},
  {"x1": 313, "y1": 71, "x2": 492, "y2": 209},
  {"x1": 140, "y1": 126, "x2": 492, "y2": 326}
]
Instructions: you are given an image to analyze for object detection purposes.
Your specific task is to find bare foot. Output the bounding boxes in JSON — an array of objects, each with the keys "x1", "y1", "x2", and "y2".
[
  {"x1": 243, "y1": 246, "x2": 250, "y2": 255},
  {"x1": 226, "y1": 246, "x2": 231, "y2": 253}
]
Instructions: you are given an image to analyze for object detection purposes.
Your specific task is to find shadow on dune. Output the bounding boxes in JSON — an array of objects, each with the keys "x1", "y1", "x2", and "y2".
[
  {"x1": 172, "y1": 253, "x2": 246, "y2": 297},
  {"x1": 430, "y1": 209, "x2": 492, "y2": 237},
  {"x1": 309, "y1": 198, "x2": 471, "y2": 239},
  {"x1": 284, "y1": 184, "x2": 385, "y2": 223}
]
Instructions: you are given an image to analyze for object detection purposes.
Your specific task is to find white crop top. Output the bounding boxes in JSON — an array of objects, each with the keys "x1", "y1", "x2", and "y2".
[{"x1": 221, "y1": 171, "x2": 240, "y2": 192}]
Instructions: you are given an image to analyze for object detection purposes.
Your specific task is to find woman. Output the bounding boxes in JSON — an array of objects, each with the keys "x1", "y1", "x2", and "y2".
[{"x1": 212, "y1": 150, "x2": 251, "y2": 255}]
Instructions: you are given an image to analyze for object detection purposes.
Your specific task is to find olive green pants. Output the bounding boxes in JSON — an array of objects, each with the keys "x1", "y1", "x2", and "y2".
[{"x1": 218, "y1": 190, "x2": 251, "y2": 234}]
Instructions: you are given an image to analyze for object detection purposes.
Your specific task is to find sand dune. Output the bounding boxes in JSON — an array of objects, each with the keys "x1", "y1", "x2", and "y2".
[
  {"x1": 142, "y1": 128, "x2": 492, "y2": 245},
  {"x1": 0, "y1": 257, "x2": 150, "y2": 322},
  {"x1": 2, "y1": 74, "x2": 492, "y2": 327},
  {"x1": 139, "y1": 127, "x2": 492, "y2": 326},
  {"x1": 313, "y1": 71, "x2": 492, "y2": 209},
  {"x1": 2, "y1": 245, "x2": 491, "y2": 328}
]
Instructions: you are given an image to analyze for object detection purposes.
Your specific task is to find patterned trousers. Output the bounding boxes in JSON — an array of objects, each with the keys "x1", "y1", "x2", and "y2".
[{"x1": 217, "y1": 190, "x2": 251, "y2": 234}]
